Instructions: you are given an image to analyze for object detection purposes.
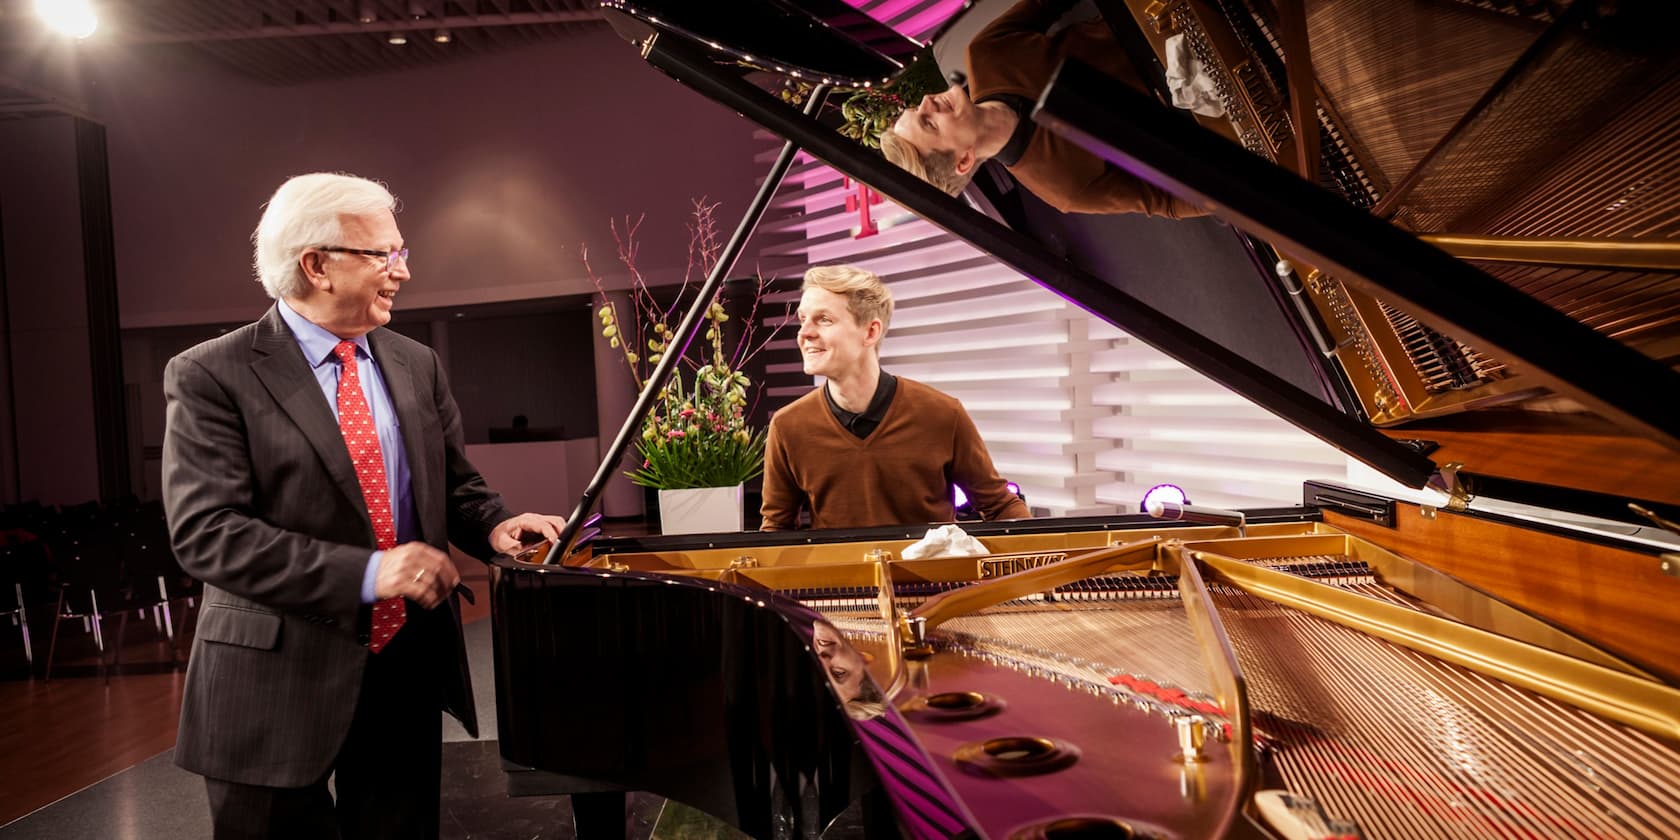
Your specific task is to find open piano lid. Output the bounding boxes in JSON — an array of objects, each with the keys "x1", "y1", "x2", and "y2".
[{"x1": 600, "y1": 0, "x2": 1680, "y2": 526}]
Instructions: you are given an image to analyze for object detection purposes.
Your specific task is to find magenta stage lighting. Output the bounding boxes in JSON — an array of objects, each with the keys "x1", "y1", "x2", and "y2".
[
  {"x1": 957, "y1": 483, "x2": 1021, "y2": 508},
  {"x1": 1141, "y1": 483, "x2": 1188, "y2": 510}
]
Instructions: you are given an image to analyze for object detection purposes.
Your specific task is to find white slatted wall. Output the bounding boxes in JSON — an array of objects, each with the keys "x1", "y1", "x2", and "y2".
[{"x1": 753, "y1": 147, "x2": 1349, "y2": 516}]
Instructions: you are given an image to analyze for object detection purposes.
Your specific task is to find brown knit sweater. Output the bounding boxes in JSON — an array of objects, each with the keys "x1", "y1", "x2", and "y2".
[
  {"x1": 760, "y1": 377, "x2": 1031, "y2": 530},
  {"x1": 968, "y1": 0, "x2": 1207, "y2": 218}
]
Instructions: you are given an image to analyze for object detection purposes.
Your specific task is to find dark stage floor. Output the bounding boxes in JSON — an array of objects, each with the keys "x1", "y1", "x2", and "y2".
[
  {"x1": 0, "y1": 739, "x2": 681, "y2": 840},
  {"x1": 0, "y1": 617, "x2": 776, "y2": 839}
]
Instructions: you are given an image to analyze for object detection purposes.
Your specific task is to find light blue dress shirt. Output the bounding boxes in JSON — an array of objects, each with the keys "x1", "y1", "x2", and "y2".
[{"x1": 277, "y1": 299, "x2": 420, "y2": 603}]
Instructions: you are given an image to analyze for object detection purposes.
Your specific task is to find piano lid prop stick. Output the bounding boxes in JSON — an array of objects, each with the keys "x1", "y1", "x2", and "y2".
[{"x1": 542, "y1": 82, "x2": 832, "y2": 564}]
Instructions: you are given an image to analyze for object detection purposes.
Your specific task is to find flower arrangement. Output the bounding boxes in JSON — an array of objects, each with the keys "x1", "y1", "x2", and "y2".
[
  {"x1": 586, "y1": 200, "x2": 784, "y2": 490},
  {"x1": 774, "y1": 47, "x2": 951, "y2": 149},
  {"x1": 835, "y1": 50, "x2": 947, "y2": 149}
]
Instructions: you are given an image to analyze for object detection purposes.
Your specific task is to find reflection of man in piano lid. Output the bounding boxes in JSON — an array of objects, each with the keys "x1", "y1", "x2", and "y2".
[
  {"x1": 759, "y1": 265, "x2": 1030, "y2": 530},
  {"x1": 812, "y1": 619, "x2": 885, "y2": 720},
  {"x1": 879, "y1": 0, "x2": 1208, "y2": 218}
]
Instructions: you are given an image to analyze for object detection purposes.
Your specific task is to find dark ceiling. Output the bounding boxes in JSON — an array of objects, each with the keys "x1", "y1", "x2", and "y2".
[{"x1": 1, "y1": 0, "x2": 608, "y2": 98}]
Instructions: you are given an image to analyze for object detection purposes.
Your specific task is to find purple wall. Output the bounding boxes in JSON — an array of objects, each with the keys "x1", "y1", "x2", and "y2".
[
  {"x1": 0, "y1": 28, "x2": 763, "y2": 506},
  {"x1": 87, "y1": 31, "x2": 763, "y2": 328}
]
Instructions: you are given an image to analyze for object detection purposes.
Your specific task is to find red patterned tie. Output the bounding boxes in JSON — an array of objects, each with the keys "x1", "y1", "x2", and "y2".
[{"x1": 334, "y1": 340, "x2": 405, "y2": 653}]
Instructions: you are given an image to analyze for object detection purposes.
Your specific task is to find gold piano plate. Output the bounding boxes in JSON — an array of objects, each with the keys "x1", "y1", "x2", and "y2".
[{"x1": 596, "y1": 506, "x2": 1680, "y2": 838}]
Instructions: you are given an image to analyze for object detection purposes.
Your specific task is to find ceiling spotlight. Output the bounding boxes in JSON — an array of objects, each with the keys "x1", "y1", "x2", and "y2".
[
  {"x1": 357, "y1": 2, "x2": 376, "y2": 23},
  {"x1": 407, "y1": 0, "x2": 428, "y2": 19},
  {"x1": 387, "y1": 32, "x2": 409, "y2": 45},
  {"x1": 35, "y1": 0, "x2": 98, "y2": 39},
  {"x1": 432, "y1": 29, "x2": 451, "y2": 44}
]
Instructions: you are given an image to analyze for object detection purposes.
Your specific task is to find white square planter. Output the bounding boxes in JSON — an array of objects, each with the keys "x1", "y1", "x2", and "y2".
[{"x1": 657, "y1": 484, "x2": 744, "y2": 535}]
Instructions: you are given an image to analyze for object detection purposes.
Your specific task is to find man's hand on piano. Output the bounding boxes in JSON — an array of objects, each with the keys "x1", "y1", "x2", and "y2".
[{"x1": 490, "y1": 512, "x2": 567, "y2": 555}]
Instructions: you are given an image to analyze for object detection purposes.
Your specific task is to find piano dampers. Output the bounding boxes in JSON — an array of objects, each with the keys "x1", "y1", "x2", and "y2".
[
  {"x1": 1378, "y1": 302, "x2": 1507, "y2": 394},
  {"x1": 1307, "y1": 276, "x2": 1526, "y2": 425}
]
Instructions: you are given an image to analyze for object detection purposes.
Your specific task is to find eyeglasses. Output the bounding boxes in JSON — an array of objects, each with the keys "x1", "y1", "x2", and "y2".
[{"x1": 319, "y1": 246, "x2": 410, "y2": 271}]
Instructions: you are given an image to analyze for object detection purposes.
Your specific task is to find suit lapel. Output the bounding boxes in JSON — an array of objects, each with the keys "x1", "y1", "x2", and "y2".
[
  {"x1": 370, "y1": 330, "x2": 439, "y2": 546},
  {"x1": 248, "y1": 306, "x2": 368, "y2": 528}
]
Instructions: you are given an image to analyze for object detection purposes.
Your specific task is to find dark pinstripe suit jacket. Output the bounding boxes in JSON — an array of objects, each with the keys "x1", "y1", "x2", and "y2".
[{"x1": 162, "y1": 305, "x2": 511, "y2": 787}]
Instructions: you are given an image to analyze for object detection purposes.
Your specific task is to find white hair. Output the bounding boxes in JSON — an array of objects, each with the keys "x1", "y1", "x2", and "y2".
[{"x1": 252, "y1": 172, "x2": 397, "y2": 300}]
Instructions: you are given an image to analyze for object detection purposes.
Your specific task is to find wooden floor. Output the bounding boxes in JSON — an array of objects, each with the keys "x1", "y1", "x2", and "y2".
[
  {"x1": 0, "y1": 666, "x2": 185, "y2": 825},
  {"x1": 0, "y1": 550, "x2": 496, "y2": 826}
]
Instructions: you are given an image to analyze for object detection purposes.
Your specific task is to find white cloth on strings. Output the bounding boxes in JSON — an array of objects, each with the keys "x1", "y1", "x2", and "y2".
[
  {"x1": 1165, "y1": 33, "x2": 1227, "y2": 117},
  {"x1": 900, "y1": 524, "x2": 989, "y2": 560}
]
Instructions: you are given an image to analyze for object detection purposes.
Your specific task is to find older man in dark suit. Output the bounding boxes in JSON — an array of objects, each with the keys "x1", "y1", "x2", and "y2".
[{"x1": 163, "y1": 172, "x2": 565, "y2": 839}]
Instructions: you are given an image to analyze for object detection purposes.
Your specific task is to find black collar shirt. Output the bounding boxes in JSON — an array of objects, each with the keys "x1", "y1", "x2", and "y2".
[
  {"x1": 824, "y1": 371, "x2": 898, "y2": 439},
  {"x1": 977, "y1": 92, "x2": 1036, "y2": 168}
]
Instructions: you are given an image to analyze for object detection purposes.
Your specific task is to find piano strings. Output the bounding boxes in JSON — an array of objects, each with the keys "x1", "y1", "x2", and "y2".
[{"x1": 799, "y1": 550, "x2": 1680, "y2": 838}]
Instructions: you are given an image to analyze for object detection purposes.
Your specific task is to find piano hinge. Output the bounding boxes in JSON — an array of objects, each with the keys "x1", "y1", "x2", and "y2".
[
  {"x1": 1628, "y1": 503, "x2": 1680, "y2": 578},
  {"x1": 1425, "y1": 462, "x2": 1472, "y2": 513}
]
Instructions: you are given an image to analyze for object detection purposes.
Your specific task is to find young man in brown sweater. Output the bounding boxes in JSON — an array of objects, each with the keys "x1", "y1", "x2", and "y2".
[
  {"x1": 759, "y1": 265, "x2": 1030, "y2": 530},
  {"x1": 878, "y1": 0, "x2": 1208, "y2": 218}
]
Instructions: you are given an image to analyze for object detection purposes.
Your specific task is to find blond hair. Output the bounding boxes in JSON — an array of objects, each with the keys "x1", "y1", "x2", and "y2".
[
  {"x1": 878, "y1": 127, "x2": 974, "y2": 197},
  {"x1": 802, "y1": 265, "x2": 894, "y2": 334}
]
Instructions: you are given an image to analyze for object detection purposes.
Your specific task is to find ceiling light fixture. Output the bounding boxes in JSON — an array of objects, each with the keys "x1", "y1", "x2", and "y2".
[
  {"x1": 34, "y1": 0, "x2": 98, "y2": 39},
  {"x1": 357, "y1": 2, "x2": 376, "y2": 23},
  {"x1": 432, "y1": 29, "x2": 452, "y2": 44},
  {"x1": 387, "y1": 32, "x2": 409, "y2": 45}
]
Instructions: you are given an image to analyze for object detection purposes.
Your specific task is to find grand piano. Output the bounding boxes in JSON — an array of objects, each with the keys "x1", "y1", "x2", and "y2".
[{"x1": 490, "y1": 1, "x2": 1680, "y2": 837}]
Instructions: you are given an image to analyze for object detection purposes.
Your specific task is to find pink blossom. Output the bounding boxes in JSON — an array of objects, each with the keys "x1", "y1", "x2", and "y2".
[
  {"x1": 667, "y1": 430, "x2": 686, "y2": 439},
  {"x1": 679, "y1": 408, "x2": 695, "y2": 419}
]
